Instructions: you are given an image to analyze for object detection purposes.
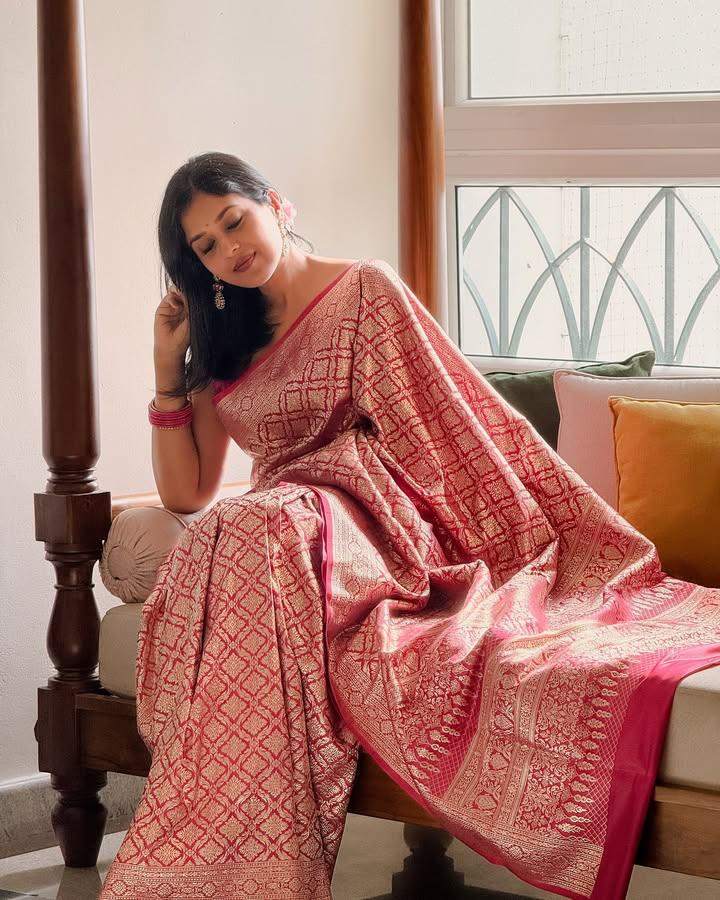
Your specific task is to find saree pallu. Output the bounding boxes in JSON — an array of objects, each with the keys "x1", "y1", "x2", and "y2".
[{"x1": 100, "y1": 258, "x2": 720, "y2": 900}]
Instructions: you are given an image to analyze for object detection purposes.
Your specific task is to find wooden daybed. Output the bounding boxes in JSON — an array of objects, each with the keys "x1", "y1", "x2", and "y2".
[{"x1": 33, "y1": 0, "x2": 720, "y2": 892}]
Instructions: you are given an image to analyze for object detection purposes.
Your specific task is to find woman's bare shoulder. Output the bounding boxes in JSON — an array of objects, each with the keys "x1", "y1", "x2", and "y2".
[
  {"x1": 313, "y1": 256, "x2": 360, "y2": 278},
  {"x1": 313, "y1": 256, "x2": 397, "y2": 276}
]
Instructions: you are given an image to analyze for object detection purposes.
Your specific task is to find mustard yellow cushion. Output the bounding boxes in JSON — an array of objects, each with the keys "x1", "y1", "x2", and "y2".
[{"x1": 608, "y1": 396, "x2": 720, "y2": 588}]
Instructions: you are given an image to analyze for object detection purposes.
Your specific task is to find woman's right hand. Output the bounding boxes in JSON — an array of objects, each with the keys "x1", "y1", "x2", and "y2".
[{"x1": 154, "y1": 284, "x2": 190, "y2": 365}]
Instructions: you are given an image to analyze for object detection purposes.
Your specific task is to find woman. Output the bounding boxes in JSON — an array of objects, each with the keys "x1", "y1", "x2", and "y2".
[{"x1": 100, "y1": 152, "x2": 720, "y2": 900}]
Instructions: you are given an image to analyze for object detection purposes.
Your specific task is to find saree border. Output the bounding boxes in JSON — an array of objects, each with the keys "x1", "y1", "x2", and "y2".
[{"x1": 297, "y1": 479, "x2": 720, "y2": 900}]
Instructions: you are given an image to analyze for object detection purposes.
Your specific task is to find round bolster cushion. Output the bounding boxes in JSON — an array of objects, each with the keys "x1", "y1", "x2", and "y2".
[{"x1": 99, "y1": 507, "x2": 187, "y2": 603}]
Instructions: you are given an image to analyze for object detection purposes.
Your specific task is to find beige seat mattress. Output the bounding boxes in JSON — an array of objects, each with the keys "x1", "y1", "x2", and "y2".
[{"x1": 98, "y1": 601, "x2": 720, "y2": 791}]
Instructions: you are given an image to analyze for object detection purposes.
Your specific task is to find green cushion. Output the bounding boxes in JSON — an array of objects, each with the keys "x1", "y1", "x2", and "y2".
[{"x1": 483, "y1": 350, "x2": 656, "y2": 449}]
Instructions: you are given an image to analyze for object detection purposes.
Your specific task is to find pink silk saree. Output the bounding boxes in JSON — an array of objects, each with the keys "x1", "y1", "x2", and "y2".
[{"x1": 99, "y1": 258, "x2": 720, "y2": 900}]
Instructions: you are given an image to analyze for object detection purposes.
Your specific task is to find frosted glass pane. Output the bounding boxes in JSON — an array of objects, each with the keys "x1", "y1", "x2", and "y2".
[{"x1": 470, "y1": 0, "x2": 720, "y2": 99}]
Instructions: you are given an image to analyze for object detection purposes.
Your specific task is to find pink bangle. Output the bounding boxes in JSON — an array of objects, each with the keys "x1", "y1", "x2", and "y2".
[{"x1": 148, "y1": 398, "x2": 193, "y2": 429}]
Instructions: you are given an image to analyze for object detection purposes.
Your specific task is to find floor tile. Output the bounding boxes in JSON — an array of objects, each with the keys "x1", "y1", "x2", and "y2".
[
  {"x1": 1, "y1": 813, "x2": 719, "y2": 899},
  {"x1": 0, "y1": 890, "x2": 41, "y2": 899}
]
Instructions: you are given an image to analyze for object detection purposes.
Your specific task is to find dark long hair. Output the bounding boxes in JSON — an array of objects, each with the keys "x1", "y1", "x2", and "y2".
[{"x1": 156, "y1": 151, "x2": 314, "y2": 399}]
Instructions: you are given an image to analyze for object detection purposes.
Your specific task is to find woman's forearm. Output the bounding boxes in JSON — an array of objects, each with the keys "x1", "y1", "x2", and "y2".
[{"x1": 151, "y1": 358, "x2": 202, "y2": 513}]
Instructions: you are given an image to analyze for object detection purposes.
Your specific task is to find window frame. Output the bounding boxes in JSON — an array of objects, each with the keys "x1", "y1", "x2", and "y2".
[{"x1": 442, "y1": 0, "x2": 720, "y2": 374}]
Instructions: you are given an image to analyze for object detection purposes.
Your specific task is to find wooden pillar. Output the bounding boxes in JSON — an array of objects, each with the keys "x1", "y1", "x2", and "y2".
[
  {"x1": 397, "y1": 2, "x2": 459, "y2": 888},
  {"x1": 399, "y1": 0, "x2": 448, "y2": 318},
  {"x1": 34, "y1": 0, "x2": 111, "y2": 867}
]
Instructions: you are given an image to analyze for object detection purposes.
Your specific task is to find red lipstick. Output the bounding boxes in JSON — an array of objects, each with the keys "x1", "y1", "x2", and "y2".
[{"x1": 233, "y1": 252, "x2": 254, "y2": 272}]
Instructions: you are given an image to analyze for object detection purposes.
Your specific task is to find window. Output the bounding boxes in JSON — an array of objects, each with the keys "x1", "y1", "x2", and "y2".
[{"x1": 443, "y1": 0, "x2": 720, "y2": 373}]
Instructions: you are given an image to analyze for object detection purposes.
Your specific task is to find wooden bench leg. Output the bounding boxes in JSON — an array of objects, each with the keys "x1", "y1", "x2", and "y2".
[
  {"x1": 36, "y1": 689, "x2": 108, "y2": 868},
  {"x1": 391, "y1": 823, "x2": 467, "y2": 898},
  {"x1": 49, "y1": 770, "x2": 108, "y2": 867}
]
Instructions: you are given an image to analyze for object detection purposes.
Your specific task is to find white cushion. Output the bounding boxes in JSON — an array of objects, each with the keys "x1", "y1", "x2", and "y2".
[
  {"x1": 554, "y1": 369, "x2": 720, "y2": 507},
  {"x1": 97, "y1": 602, "x2": 720, "y2": 790}
]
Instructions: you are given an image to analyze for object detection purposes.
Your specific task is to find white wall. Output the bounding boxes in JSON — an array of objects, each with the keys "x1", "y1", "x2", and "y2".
[{"x1": 0, "y1": 0, "x2": 398, "y2": 783}]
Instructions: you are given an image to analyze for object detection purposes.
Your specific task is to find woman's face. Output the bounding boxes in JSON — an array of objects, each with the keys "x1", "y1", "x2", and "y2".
[{"x1": 180, "y1": 189, "x2": 284, "y2": 286}]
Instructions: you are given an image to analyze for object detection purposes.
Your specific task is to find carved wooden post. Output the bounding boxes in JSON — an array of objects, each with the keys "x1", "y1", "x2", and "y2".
[
  {"x1": 34, "y1": 0, "x2": 112, "y2": 867},
  {"x1": 394, "y1": 1, "x2": 459, "y2": 888},
  {"x1": 399, "y1": 0, "x2": 448, "y2": 321}
]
